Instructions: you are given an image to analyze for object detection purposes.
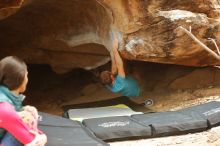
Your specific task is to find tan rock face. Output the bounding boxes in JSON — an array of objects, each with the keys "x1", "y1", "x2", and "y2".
[
  {"x1": 0, "y1": 0, "x2": 220, "y2": 73},
  {"x1": 0, "y1": 0, "x2": 112, "y2": 73},
  {"x1": 103, "y1": 0, "x2": 220, "y2": 66}
]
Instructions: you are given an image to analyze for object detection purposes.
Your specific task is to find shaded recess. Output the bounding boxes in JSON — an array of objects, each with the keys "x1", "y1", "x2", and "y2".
[
  {"x1": 0, "y1": 0, "x2": 113, "y2": 73},
  {"x1": 25, "y1": 61, "x2": 220, "y2": 115}
]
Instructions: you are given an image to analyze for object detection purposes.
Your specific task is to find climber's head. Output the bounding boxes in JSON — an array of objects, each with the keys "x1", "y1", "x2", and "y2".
[{"x1": 100, "y1": 71, "x2": 115, "y2": 85}]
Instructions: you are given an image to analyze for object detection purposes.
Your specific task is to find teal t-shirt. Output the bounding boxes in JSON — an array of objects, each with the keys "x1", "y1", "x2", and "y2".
[{"x1": 106, "y1": 75, "x2": 140, "y2": 98}]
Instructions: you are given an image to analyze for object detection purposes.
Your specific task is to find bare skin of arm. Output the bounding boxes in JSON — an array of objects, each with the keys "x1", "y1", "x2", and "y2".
[
  {"x1": 110, "y1": 49, "x2": 117, "y2": 75},
  {"x1": 112, "y1": 38, "x2": 126, "y2": 78}
]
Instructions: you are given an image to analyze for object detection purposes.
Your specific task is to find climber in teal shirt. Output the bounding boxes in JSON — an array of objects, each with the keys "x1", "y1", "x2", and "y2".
[
  {"x1": 100, "y1": 37, "x2": 140, "y2": 98},
  {"x1": 106, "y1": 75, "x2": 140, "y2": 98}
]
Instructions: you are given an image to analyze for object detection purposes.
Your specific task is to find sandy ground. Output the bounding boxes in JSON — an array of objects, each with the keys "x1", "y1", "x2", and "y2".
[{"x1": 110, "y1": 95, "x2": 220, "y2": 146}]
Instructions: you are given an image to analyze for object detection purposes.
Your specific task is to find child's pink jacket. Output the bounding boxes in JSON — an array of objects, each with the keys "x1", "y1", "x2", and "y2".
[{"x1": 0, "y1": 102, "x2": 35, "y2": 144}]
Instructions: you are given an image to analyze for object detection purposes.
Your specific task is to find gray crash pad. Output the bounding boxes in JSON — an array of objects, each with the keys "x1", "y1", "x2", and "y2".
[{"x1": 38, "y1": 112, "x2": 109, "y2": 146}]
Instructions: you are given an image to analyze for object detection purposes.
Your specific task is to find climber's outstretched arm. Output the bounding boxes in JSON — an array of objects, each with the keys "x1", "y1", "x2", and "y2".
[
  {"x1": 110, "y1": 48, "x2": 117, "y2": 75},
  {"x1": 112, "y1": 38, "x2": 125, "y2": 78}
]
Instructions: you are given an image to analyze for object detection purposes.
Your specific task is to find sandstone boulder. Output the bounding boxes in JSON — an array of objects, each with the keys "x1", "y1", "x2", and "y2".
[{"x1": 0, "y1": 0, "x2": 220, "y2": 73}]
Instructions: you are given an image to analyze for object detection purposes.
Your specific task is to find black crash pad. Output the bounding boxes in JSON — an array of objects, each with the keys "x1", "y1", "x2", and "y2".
[
  {"x1": 131, "y1": 111, "x2": 207, "y2": 137},
  {"x1": 39, "y1": 112, "x2": 81, "y2": 127},
  {"x1": 82, "y1": 116, "x2": 151, "y2": 141},
  {"x1": 38, "y1": 112, "x2": 109, "y2": 146},
  {"x1": 39, "y1": 125, "x2": 108, "y2": 146},
  {"x1": 180, "y1": 101, "x2": 220, "y2": 128}
]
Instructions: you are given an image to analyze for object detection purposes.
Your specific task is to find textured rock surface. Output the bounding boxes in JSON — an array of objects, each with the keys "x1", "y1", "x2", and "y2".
[
  {"x1": 0, "y1": 0, "x2": 25, "y2": 20},
  {"x1": 0, "y1": 0, "x2": 220, "y2": 73},
  {"x1": 0, "y1": 0, "x2": 112, "y2": 73}
]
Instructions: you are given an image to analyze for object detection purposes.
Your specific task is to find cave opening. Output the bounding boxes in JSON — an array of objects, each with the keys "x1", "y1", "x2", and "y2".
[{"x1": 24, "y1": 61, "x2": 220, "y2": 115}]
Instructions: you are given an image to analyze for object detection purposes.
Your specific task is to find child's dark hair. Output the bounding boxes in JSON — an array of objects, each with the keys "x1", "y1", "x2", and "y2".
[{"x1": 0, "y1": 56, "x2": 27, "y2": 90}]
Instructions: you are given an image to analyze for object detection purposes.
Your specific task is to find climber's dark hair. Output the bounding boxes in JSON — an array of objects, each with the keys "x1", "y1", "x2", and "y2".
[
  {"x1": 0, "y1": 56, "x2": 27, "y2": 90},
  {"x1": 100, "y1": 71, "x2": 112, "y2": 85}
]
